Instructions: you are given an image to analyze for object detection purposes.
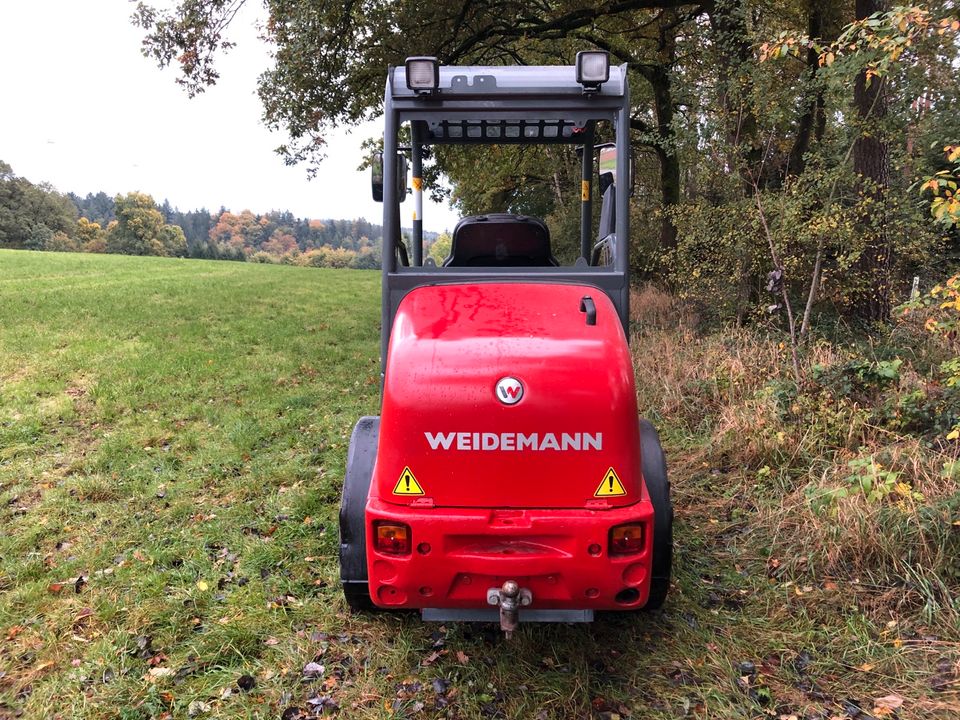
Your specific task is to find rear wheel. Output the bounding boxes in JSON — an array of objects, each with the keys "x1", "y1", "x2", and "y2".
[
  {"x1": 339, "y1": 417, "x2": 380, "y2": 612},
  {"x1": 639, "y1": 419, "x2": 672, "y2": 610}
]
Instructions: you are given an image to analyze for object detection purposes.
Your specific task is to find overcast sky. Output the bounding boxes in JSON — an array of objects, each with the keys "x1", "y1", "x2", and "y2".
[{"x1": 0, "y1": 1, "x2": 459, "y2": 232}]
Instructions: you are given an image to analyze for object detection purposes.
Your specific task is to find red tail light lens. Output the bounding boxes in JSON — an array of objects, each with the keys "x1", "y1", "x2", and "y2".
[
  {"x1": 374, "y1": 522, "x2": 411, "y2": 555},
  {"x1": 609, "y1": 523, "x2": 645, "y2": 556}
]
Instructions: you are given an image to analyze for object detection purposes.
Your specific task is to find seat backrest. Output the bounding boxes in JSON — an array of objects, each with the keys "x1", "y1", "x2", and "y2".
[{"x1": 446, "y1": 213, "x2": 557, "y2": 267}]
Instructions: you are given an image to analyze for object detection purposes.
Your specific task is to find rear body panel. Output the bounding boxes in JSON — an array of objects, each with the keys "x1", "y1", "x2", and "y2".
[
  {"x1": 366, "y1": 282, "x2": 652, "y2": 611},
  {"x1": 374, "y1": 282, "x2": 641, "y2": 509}
]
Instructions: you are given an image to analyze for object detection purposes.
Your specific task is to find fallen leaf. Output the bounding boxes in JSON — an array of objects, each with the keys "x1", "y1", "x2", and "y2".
[
  {"x1": 456, "y1": 650, "x2": 470, "y2": 665},
  {"x1": 196, "y1": 580, "x2": 209, "y2": 591},
  {"x1": 302, "y1": 661, "x2": 325, "y2": 678},
  {"x1": 872, "y1": 693, "x2": 904, "y2": 716},
  {"x1": 432, "y1": 678, "x2": 450, "y2": 695},
  {"x1": 187, "y1": 700, "x2": 211, "y2": 716},
  {"x1": 148, "y1": 667, "x2": 175, "y2": 678},
  {"x1": 421, "y1": 650, "x2": 443, "y2": 666}
]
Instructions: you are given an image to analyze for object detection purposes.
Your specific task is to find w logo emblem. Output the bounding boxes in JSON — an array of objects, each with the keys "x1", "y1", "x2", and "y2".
[{"x1": 495, "y1": 377, "x2": 524, "y2": 405}]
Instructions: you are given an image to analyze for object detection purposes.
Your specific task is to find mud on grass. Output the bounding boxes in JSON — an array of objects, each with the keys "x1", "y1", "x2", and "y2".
[{"x1": 0, "y1": 252, "x2": 957, "y2": 719}]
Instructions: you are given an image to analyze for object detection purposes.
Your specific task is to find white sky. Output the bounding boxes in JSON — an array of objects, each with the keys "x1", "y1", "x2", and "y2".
[{"x1": 0, "y1": 1, "x2": 459, "y2": 233}]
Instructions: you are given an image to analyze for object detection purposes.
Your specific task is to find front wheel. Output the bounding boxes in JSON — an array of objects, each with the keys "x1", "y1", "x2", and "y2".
[{"x1": 640, "y1": 419, "x2": 672, "y2": 610}]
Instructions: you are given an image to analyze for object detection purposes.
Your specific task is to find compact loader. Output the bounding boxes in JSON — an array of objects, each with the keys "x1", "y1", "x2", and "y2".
[{"x1": 339, "y1": 53, "x2": 672, "y2": 636}]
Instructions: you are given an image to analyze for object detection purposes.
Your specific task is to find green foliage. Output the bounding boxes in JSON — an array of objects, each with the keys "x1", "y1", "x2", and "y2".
[
  {"x1": 43, "y1": 231, "x2": 79, "y2": 253},
  {"x1": 920, "y1": 144, "x2": 960, "y2": 226},
  {"x1": 428, "y1": 231, "x2": 451, "y2": 264},
  {"x1": 75, "y1": 216, "x2": 107, "y2": 252},
  {"x1": 812, "y1": 357, "x2": 902, "y2": 398},
  {"x1": 0, "y1": 160, "x2": 78, "y2": 249},
  {"x1": 106, "y1": 192, "x2": 187, "y2": 257},
  {"x1": 899, "y1": 273, "x2": 960, "y2": 439},
  {"x1": 130, "y1": 2, "x2": 960, "y2": 327}
]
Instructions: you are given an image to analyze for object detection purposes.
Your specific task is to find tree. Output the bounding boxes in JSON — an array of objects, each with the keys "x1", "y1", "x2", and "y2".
[
  {"x1": 209, "y1": 209, "x2": 268, "y2": 254},
  {"x1": 133, "y1": 1, "x2": 704, "y2": 255},
  {"x1": 848, "y1": 0, "x2": 891, "y2": 322},
  {"x1": 107, "y1": 192, "x2": 187, "y2": 256},
  {"x1": 0, "y1": 161, "x2": 78, "y2": 249},
  {"x1": 428, "y1": 232, "x2": 452, "y2": 265},
  {"x1": 133, "y1": 1, "x2": 960, "y2": 329},
  {"x1": 76, "y1": 217, "x2": 107, "y2": 253},
  {"x1": 68, "y1": 191, "x2": 116, "y2": 226},
  {"x1": 44, "y1": 231, "x2": 80, "y2": 252}
]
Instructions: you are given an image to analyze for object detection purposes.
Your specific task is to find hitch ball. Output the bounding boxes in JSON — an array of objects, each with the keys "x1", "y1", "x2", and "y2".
[{"x1": 487, "y1": 580, "x2": 533, "y2": 639}]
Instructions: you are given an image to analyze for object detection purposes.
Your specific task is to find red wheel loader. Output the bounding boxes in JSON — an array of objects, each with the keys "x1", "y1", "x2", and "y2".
[{"x1": 339, "y1": 53, "x2": 672, "y2": 636}]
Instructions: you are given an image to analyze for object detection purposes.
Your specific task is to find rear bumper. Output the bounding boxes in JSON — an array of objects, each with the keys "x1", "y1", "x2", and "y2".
[{"x1": 365, "y1": 498, "x2": 655, "y2": 611}]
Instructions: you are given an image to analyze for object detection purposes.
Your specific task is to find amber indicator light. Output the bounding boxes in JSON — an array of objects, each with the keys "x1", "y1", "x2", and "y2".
[
  {"x1": 375, "y1": 522, "x2": 412, "y2": 554},
  {"x1": 609, "y1": 523, "x2": 644, "y2": 555}
]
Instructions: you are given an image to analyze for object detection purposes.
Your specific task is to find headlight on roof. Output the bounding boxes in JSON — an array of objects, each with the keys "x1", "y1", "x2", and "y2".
[
  {"x1": 576, "y1": 51, "x2": 609, "y2": 91},
  {"x1": 405, "y1": 56, "x2": 439, "y2": 94}
]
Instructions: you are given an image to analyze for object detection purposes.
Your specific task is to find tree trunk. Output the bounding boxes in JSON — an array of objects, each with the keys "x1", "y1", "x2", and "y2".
[
  {"x1": 785, "y1": 0, "x2": 829, "y2": 179},
  {"x1": 849, "y1": 0, "x2": 891, "y2": 322},
  {"x1": 647, "y1": 65, "x2": 680, "y2": 254},
  {"x1": 709, "y1": 0, "x2": 763, "y2": 194}
]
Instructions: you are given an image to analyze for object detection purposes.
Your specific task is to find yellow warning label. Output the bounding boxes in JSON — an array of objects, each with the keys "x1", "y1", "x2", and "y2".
[
  {"x1": 412, "y1": 176, "x2": 423, "y2": 191},
  {"x1": 581, "y1": 179, "x2": 590, "y2": 201},
  {"x1": 594, "y1": 467, "x2": 626, "y2": 497},
  {"x1": 393, "y1": 466, "x2": 424, "y2": 496}
]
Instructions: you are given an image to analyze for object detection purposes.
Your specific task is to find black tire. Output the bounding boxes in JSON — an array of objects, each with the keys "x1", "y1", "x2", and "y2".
[
  {"x1": 339, "y1": 416, "x2": 380, "y2": 612},
  {"x1": 639, "y1": 418, "x2": 672, "y2": 610}
]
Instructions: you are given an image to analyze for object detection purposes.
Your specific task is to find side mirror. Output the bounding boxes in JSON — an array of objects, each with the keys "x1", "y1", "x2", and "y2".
[
  {"x1": 371, "y1": 152, "x2": 409, "y2": 203},
  {"x1": 397, "y1": 153, "x2": 408, "y2": 203},
  {"x1": 371, "y1": 152, "x2": 384, "y2": 202},
  {"x1": 597, "y1": 144, "x2": 637, "y2": 196}
]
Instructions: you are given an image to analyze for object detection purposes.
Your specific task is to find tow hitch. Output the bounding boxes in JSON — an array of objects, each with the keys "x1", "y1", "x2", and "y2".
[{"x1": 487, "y1": 580, "x2": 533, "y2": 638}]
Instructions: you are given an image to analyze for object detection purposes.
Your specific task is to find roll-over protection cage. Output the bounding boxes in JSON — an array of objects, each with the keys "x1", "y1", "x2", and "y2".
[{"x1": 379, "y1": 60, "x2": 633, "y2": 368}]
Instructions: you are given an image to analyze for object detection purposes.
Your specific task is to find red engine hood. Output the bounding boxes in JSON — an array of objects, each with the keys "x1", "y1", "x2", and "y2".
[{"x1": 374, "y1": 283, "x2": 642, "y2": 509}]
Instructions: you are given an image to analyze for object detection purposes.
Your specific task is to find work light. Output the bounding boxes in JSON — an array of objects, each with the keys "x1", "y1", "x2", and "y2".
[
  {"x1": 576, "y1": 51, "x2": 609, "y2": 91},
  {"x1": 405, "y1": 56, "x2": 439, "y2": 93}
]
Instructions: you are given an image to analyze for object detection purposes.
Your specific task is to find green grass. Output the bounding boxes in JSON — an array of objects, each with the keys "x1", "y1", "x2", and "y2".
[{"x1": 0, "y1": 249, "x2": 957, "y2": 719}]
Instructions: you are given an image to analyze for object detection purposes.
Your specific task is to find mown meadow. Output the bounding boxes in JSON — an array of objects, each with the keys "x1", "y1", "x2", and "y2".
[{"x1": 1, "y1": 250, "x2": 957, "y2": 719}]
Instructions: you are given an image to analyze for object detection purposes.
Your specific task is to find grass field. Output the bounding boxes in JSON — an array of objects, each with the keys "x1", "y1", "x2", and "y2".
[{"x1": 1, "y1": 249, "x2": 957, "y2": 719}]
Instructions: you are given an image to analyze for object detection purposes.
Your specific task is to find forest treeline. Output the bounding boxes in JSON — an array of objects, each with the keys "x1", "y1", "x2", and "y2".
[
  {"x1": 0, "y1": 160, "x2": 438, "y2": 269},
  {"x1": 136, "y1": 0, "x2": 960, "y2": 328}
]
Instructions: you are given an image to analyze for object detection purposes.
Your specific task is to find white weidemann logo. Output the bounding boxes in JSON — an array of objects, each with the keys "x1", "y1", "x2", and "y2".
[
  {"x1": 495, "y1": 377, "x2": 523, "y2": 405},
  {"x1": 425, "y1": 431, "x2": 602, "y2": 452}
]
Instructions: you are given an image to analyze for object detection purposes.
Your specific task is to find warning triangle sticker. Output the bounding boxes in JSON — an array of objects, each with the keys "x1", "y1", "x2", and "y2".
[
  {"x1": 392, "y1": 466, "x2": 424, "y2": 496},
  {"x1": 594, "y1": 467, "x2": 626, "y2": 497}
]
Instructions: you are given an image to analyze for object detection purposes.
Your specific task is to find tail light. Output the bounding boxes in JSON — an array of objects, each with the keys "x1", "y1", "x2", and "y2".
[
  {"x1": 609, "y1": 523, "x2": 644, "y2": 556},
  {"x1": 374, "y1": 522, "x2": 411, "y2": 555}
]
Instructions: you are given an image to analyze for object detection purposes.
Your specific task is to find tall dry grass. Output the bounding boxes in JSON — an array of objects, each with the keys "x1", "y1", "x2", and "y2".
[{"x1": 630, "y1": 285, "x2": 960, "y2": 622}]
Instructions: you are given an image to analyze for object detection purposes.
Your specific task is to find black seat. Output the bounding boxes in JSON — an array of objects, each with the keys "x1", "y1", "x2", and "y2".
[{"x1": 445, "y1": 213, "x2": 558, "y2": 267}]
